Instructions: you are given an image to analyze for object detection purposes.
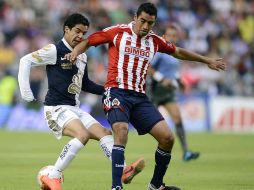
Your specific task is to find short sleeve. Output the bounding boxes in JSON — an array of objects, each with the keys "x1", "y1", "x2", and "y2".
[
  {"x1": 155, "y1": 36, "x2": 176, "y2": 54},
  {"x1": 88, "y1": 25, "x2": 121, "y2": 46}
]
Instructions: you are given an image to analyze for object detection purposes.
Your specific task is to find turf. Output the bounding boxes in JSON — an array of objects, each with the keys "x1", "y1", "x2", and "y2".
[{"x1": 0, "y1": 130, "x2": 253, "y2": 190}]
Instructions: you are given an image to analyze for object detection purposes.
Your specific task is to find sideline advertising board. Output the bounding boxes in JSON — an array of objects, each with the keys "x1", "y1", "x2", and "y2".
[{"x1": 210, "y1": 96, "x2": 254, "y2": 132}]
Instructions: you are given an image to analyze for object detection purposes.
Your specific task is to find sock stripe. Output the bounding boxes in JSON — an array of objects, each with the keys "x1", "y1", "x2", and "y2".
[
  {"x1": 156, "y1": 148, "x2": 171, "y2": 157},
  {"x1": 113, "y1": 145, "x2": 125, "y2": 152}
]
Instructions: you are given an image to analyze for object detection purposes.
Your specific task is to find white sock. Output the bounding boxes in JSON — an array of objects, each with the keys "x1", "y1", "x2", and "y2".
[
  {"x1": 99, "y1": 135, "x2": 126, "y2": 167},
  {"x1": 48, "y1": 138, "x2": 84, "y2": 178}
]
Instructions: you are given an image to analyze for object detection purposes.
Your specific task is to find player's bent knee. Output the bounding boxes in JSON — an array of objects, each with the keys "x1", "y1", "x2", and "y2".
[
  {"x1": 88, "y1": 123, "x2": 112, "y2": 140},
  {"x1": 159, "y1": 134, "x2": 175, "y2": 150},
  {"x1": 64, "y1": 125, "x2": 90, "y2": 144},
  {"x1": 75, "y1": 132, "x2": 90, "y2": 145}
]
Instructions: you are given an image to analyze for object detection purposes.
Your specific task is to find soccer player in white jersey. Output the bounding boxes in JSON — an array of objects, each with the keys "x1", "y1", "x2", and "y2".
[
  {"x1": 18, "y1": 13, "x2": 144, "y2": 190},
  {"x1": 65, "y1": 3, "x2": 226, "y2": 190}
]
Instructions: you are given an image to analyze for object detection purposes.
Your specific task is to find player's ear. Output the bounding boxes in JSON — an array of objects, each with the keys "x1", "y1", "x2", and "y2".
[
  {"x1": 64, "y1": 26, "x2": 70, "y2": 33},
  {"x1": 134, "y1": 14, "x2": 137, "y2": 22}
]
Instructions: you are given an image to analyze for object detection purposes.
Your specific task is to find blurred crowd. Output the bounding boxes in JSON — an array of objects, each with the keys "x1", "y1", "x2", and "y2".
[{"x1": 0, "y1": 0, "x2": 253, "y2": 107}]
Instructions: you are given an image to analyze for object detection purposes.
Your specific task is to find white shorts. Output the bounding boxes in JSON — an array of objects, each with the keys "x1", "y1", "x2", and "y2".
[{"x1": 44, "y1": 105, "x2": 98, "y2": 139}]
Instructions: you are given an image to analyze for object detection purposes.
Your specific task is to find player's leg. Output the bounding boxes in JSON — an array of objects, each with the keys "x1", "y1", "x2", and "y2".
[
  {"x1": 111, "y1": 121, "x2": 129, "y2": 190},
  {"x1": 148, "y1": 120, "x2": 177, "y2": 189},
  {"x1": 84, "y1": 121, "x2": 114, "y2": 160},
  {"x1": 103, "y1": 88, "x2": 132, "y2": 190},
  {"x1": 164, "y1": 102, "x2": 188, "y2": 153},
  {"x1": 164, "y1": 102, "x2": 200, "y2": 161},
  {"x1": 130, "y1": 97, "x2": 180, "y2": 190},
  {"x1": 80, "y1": 108, "x2": 144, "y2": 185},
  {"x1": 41, "y1": 106, "x2": 91, "y2": 190}
]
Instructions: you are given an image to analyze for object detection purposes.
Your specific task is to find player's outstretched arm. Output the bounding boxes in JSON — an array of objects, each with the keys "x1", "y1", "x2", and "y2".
[
  {"x1": 18, "y1": 56, "x2": 35, "y2": 102},
  {"x1": 65, "y1": 39, "x2": 90, "y2": 63},
  {"x1": 172, "y1": 47, "x2": 226, "y2": 71}
]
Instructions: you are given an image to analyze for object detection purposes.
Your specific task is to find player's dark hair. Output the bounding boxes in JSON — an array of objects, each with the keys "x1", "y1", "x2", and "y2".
[
  {"x1": 136, "y1": 2, "x2": 157, "y2": 18},
  {"x1": 63, "y1": 13, "x2": 89, "y2": 33}
]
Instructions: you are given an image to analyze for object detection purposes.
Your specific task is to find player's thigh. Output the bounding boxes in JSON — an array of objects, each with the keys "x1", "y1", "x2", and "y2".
[
  {"x1": 149, "y1": 120, "x2": 175, "y2": 150},
  {"x1": 77, "y1": 109, "x2": 111, "y2": 140},
  {"x1": 44, "y1": 105, "x2": 84, "y2": 140},
  {"x1": 149, "y1": 120, "x2": 174, "y2": 141},
  {"x1": 102, "y1": 88, "x2": 131, "y2": 126},
  {"x1": 63, "y1": 119, "x2": 90, "y2": 142},
  {"x1": 130, "y1": 99, "x2": 164, "y2": 135},
  {"x1": 163, "y1": 102, "x2": 182, "y2": 123},
  {"x1": 87, "y1": 122, "x2": 112, "y2": 141}
]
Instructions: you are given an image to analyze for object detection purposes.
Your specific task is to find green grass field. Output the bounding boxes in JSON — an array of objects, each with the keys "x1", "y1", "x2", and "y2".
[{"x1": 0, "y1": 130, "x2": 253, "y2": 190}]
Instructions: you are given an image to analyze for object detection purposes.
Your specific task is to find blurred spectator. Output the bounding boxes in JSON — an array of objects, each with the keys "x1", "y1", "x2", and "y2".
[{"x1": 0, "y1": 66, "x2": 17, "y2": 127}]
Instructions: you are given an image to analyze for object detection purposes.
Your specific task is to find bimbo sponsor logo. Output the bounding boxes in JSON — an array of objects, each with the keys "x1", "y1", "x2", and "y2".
[{"x1": 125, "y1": 46, "x2": 150, "y2": 58}]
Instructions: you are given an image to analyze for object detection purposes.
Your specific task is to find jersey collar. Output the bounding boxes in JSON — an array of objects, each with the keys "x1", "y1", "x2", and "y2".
[{"x1": 62, "y1": 38, "x2": 73, "y2": 51}]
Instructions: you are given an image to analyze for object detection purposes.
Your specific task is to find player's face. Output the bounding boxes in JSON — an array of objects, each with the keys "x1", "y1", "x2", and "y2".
[
  {"x1": 163, "y1": 28, "x2": 178, "y2": 44},
  {"x1": 64, "y1": 24, "x2": 89, "y2": 48},
  {"x1": 134, "y1": 11, "x2": 156, "y2": 37}
]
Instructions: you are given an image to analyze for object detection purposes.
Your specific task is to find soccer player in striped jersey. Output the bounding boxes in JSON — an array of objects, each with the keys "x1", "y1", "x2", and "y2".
[
  {"x1": 149, "y1": 24, "x2": 200, "y2": 162},
  {"x1": 18, "y1": 13, "x2": 144, "y2": 190},
  {"x1": 65, "y1": 3, "x2": 226, "y2": 190}
]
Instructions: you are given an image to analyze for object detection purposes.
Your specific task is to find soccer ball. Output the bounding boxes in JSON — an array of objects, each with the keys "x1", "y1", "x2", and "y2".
[{"x1": 37, "y1": 165, "x2": 64, "y2": 190}]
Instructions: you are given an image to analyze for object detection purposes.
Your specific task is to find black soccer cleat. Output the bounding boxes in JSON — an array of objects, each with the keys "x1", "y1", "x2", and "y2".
[{"x1": 148, "y1": 183, "x2": 181, "y2": 190}]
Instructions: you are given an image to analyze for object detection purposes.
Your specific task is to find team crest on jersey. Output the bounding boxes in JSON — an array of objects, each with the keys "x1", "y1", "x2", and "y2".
[
  {"x1": 126, "y1": 36, "x2": 132, "y2": 42},
  {"x1": 112, "y1": 98, "x2": 120, "y2": 106},
  {"x1": 61, "y1": 62, "x2": 72, "y2": 69}
]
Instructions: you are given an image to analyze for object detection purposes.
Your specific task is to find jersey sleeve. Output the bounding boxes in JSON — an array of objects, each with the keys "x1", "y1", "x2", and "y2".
[
  {"x1": 23, "y1": 44, "x2": 57, "y2": 66},
  {"x1": 155, "y1": 36, "x2": 176, "y2": 54},
  {"x1": 18, "y1": 44, "x2": 56, "y2": 101},
  {"x1": 88, "y1": 26, "x2": 121, "y2": 46}
]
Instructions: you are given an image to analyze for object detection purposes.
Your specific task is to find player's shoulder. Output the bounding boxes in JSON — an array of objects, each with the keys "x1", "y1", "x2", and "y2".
[
  {"x1": 103, "y1": 24, "x2": 130, "y2": 32},
  {"x1": 35, "y1": 43, "x2": 57, "y2": 57},
  {"x1": 40, "y1": 43, "x2": 56, "y2": 51},
  {"x1": 149, "y1": 31, "x2": 166, "y2": 43}
]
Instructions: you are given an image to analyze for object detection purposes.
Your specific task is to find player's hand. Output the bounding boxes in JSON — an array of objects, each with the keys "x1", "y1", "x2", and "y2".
[
  {"x1": 207, "y1": 58, "x2": 226, "y2": 71},
  {"x1": 65, "y1": 51, "x2": 78, "y2": 64},
  {"x1": 21, "y1": 89, "x2": 35, "y2": 102},
  {"x1": 161, "y1": 79, "x2": 178, "y2": 89}
]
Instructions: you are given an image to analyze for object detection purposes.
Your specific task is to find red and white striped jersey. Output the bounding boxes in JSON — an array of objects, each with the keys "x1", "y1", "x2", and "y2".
[{"x1": 88, "y1": 22, "x2": 176, "y2": 93}]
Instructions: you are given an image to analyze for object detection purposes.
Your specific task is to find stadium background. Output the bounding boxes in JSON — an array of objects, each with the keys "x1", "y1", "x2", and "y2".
[
  {"x1": 0, "y1": 1, "x2": 253, "y2": 190},
  {"x1": 0, "y1": 0, "x2": 253, "y2": 132}
]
